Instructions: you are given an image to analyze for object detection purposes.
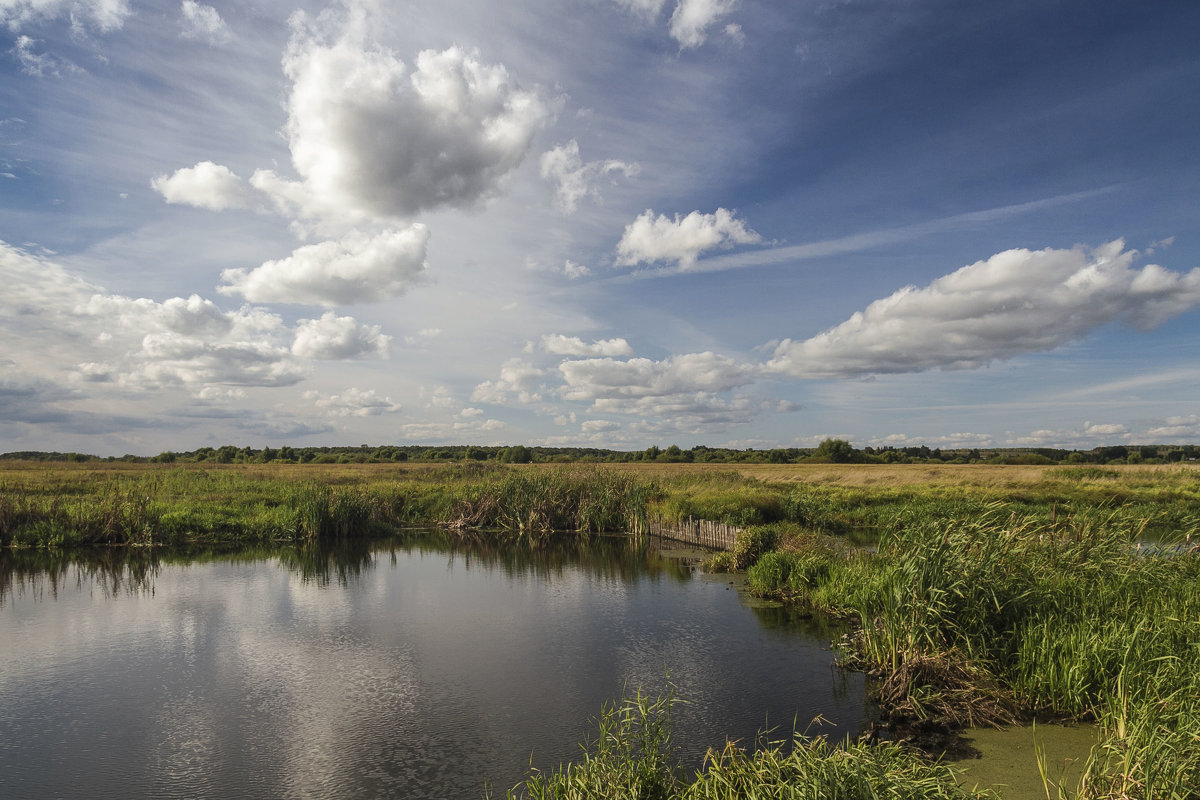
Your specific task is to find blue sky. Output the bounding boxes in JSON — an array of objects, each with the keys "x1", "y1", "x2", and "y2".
[{"x1": 2, "y1": 0, "x2": 1199, "y2": 455}]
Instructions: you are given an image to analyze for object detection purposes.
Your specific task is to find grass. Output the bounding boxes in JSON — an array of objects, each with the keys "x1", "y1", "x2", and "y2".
[
  {"x1": 497, "y1": 689, "x2": 994, "y2": 800},
  {"x1": 0, "y1": 462, "x2": 652, "y2": 547},
  {"x1": 4, "y1": 459, "x2": 1196, "y2": 798},
  {"x1": 744, "y1": 510, "x2": 1200, "y2": 799}
]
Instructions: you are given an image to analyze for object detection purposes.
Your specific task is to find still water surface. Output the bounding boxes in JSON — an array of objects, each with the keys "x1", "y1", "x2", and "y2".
[{"x1": 0, "y1": 534, "x2": 869, "y2": 799}]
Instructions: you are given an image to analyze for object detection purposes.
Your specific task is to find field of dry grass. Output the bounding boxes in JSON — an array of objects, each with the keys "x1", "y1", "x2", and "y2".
[{"x1": 568, "y1": 460, "x2": 1200, "y2": 489}]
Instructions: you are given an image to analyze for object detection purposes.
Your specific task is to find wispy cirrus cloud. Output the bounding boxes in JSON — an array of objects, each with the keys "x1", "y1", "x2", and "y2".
[
  {"x1": 633, "y1": 189, "x2": 1117, "y2": 279},
  {"x1": 539, "y1": 140, "x2": 639, "y2": 214}
]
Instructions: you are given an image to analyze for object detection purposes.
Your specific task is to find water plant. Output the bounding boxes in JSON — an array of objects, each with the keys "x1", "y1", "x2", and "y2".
[{"x1": 499, "y1": 690, "x2": 993, "y2": 800}]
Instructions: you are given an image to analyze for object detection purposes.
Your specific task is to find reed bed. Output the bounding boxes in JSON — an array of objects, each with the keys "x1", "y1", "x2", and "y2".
[
  {"x1": 0, "y1": 464, "x2": 652, "y2": 546},
  {"x1": 746, "y1": 510, "x2": 1200, "y2": 799},
  {"x1": 498, "y1": 690, "x2": 992, "y2": 800}
]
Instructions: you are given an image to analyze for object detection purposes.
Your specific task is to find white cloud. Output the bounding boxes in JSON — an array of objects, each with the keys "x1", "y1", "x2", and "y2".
[
  {"x1": 540, "y1": 334, "x2": 633, "y2": 357},
  {"x1": 0, "y1": 0, "x2": 131, "y2": 33},
  {"x1": 10, "y1": 34, "x2": 77, "y2": 76},
  {"x1": 611, "y1": 0, "x2": 668, "y2": 19},
  {"x1": 769, "y1": 240, "x2": 1200, "y2": 378},
  {"x1": 179, "y1": 1, "x2": 230, "y2": 45},
  {"x1": 866, "y1": 432, "x2": 997, "y2": 449},
  {"x1": 254, "y1": 12, "x2": 554, "y2": 224},
  {"x1": 1146, "y1": 415, "x2": 1200, "y2": 440},
  {"x1": 305, "y1": 387, "x2": 400, "y2": 417},
  {"x1": 151, "y1": 161, "x2": 255, "y2": 211},
  {"x1": 561, "y1": 259, "x2": 591, "y2": 279},
  {"x1": 291, "y1": 312, "x2": 390, "y2": 360},
  {"x1": 471, "y1": 358, "x2": 546, "y2": 404},
  {"x1": 1009, "y1": 422, "x2": 1132, "y2": 448},
  {"x1": 0, "y1": 240, "x2": 400, "y2": 400},
  {"x1": 525, "y1": 257, "x2": 591, "y2": 279},
  {"x1": 668, "y1": 0, "x2": 739, "y2": 49},
  {"x1": 591, "y1": 392, "x2": 765, "y2": 432},
  {"x1": 398, "y1": 416, "x2": 507, "y2": 441},
  {"x1": 558, "y1": 351, "x2": 754, "y2": 401},
  {"x1": 539, "y1": 140, "x2": 639, "y2": 214},
  {"x1": 219, "y1": 226, "x2": 429, "y2": 306},
  {"x1": 723, "y1": 23, "x2": 744, "y2": 46},
  {"x1": 615, "y1": 208, "x2": 760, "y2": 269},
  {"x1": 77, "y1": 294, "x2": 307, "y2": 389},
  {"x1": 403, "y1": 327, "x2": 442, "y2": 346}
]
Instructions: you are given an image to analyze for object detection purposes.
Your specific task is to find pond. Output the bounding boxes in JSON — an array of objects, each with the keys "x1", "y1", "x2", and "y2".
[{"x1": 0, "y1": 533, "x2": 871, "y2": 799}]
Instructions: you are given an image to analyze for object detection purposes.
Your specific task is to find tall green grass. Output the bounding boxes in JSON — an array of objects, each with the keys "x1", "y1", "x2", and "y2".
[
  {"x1": 746, "y1": 509, "x2": 1200, "y2": 799},
  {"x1": 497, "y1": 690, "x2": 993, "y2": 800},
  {"x1": 0, "y1": 465, "x2": 652, "y2": 547}
]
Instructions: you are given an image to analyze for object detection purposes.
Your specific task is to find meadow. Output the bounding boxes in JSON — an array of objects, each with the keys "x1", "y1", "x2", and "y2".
[{"x1": 2, "y1": 460, "x2": 1197, "y2": 798}]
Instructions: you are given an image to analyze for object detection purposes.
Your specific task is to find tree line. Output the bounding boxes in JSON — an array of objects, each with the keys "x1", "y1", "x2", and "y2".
[{"x1": 4, "y1": 440, "x2": 1198, "y2": 466}]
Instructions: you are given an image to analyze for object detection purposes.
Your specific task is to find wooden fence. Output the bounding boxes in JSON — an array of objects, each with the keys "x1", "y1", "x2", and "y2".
[{"x1": 647, "y1": 515, "x2": 742, "y2": 550}]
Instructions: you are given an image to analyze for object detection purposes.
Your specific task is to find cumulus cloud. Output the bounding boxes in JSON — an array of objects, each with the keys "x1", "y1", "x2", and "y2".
[
  {"x1": 252, "y1": 13, "x2": 553, "y2": 224},
  {"x1": 398, "y1": 417, "x2": 506, "y2": 441},
  {"x1": 1146, "y1": 415, "x2": 1200, "y2": 440},
  {"x1": 867, "y1": 432, "x2": 997, "y2": 449},
  {"x1": 0, "y1": 0, "x2": 130, "y2": 33},
  {"x1": 558, "y1": 351, "x2": 754, "y2": 401},
  {"x1": 77, "y1": 294, "x2": 308, "y2": 388},
  {"x1": 179, "y1": 1, "x2": 230, "y2": 44},
  {"x1": 219, "y1": 226, "x2": 429, "y2": 306},
  {"x1": 470, "y1": 358, "x2": 546, "y2": 404},
  {"x1": 769, "y1": 240, "x2": 1200, "y2": 379},
  {"x1": 669, "y1": 0, "x2": 739, "y2": 49},
  {"x1": 305, "y1": 387, "x2": 400, "y2": 417},
  {"x1": 540, "y1": 334, "x2": 633, "y2": 357},
  {"x1": 1010, "y1": 422, "x2": 1132, "y2": 448},
  {"x1": 0, "y1": 240, "x2": 398, "y2": 397},
  {"x1": 591, "y1": 393, "x2": 767, "y2": 432},
  {"x1": 539, "y1": 140, "x2": 639, "y2": 214},
  {"x1": 151, "y1": 161, "x2": 255, "y2": 211},
  {"x1": 609, "y1": 0, "x2": 738, "y2": 49},
  {"x1": 291, "y1": 312, "x2": 390, "y2": 360},
  {"x1": 615, "y1": 208, "x2": 761, "y2": 269}
]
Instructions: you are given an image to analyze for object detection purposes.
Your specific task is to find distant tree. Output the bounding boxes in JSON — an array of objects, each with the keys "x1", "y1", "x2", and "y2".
[
  {"x1": 814, "y1": 438, "x2": 856, "y2": 463},
  {"x1": 502, "y1": 445, "x2": 533, "y2": 464}
]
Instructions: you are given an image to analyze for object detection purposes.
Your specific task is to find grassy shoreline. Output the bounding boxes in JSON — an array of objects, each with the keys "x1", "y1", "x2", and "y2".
[
  {"x1": 9, "y1": 459, "x2": 1197, "y2": 545},
  {"x1": 4, "y1": 461, "x2": 1198, "y2": 798}
]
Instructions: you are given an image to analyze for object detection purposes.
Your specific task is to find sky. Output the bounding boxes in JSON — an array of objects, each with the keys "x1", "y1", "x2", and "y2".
[{"x1": 2, "y1": 0, "x2": 1199, "y2": 456}]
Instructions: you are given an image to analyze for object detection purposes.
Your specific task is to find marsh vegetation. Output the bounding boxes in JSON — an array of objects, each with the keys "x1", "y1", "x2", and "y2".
[{"x1": 2, "y1": 459, "x2": 1197, "y2": 798}]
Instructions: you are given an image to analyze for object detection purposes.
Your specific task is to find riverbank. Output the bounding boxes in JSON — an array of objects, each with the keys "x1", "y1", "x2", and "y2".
[
  {"x1": 4, "y1": 461, "x2": 1197, "y2": 798},
  {"x1": 3, "y1": 460, "x2": 1197, "y2": 547}
]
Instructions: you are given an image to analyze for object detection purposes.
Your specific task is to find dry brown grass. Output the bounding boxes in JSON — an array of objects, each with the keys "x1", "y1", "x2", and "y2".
[
  {"x1": 3, "y1": 459, "x2": 1196, "y2": 493},
  {"x1": 550, "y1": 461, "x2": 1200, "y2": 489}
]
